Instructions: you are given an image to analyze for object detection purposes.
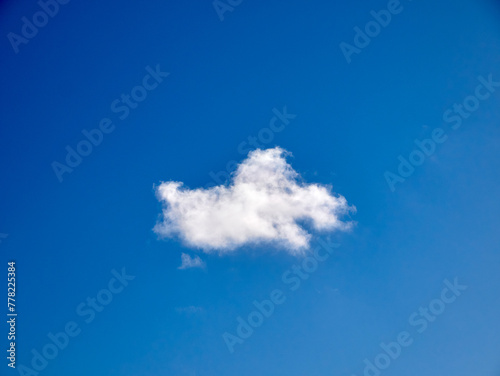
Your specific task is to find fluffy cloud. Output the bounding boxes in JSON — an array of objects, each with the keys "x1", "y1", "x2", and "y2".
[
  {"x1": 154, "y1": 147, "x2": 354, "y2": 255},
  {"x1": 178, "y1": 253, "x2": 206, "y2": 270}
]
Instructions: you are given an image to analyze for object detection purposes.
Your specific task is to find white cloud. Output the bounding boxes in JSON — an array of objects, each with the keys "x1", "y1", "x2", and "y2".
[
  {"x1": 154, "y1": 147, "x2": 354, "y2": 255},
  {"x1": 178, "y1": 253, "x2": 206, "y2": 269}
]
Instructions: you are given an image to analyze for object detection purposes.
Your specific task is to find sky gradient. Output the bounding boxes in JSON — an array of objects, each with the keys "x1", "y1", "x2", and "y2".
[{"x1": 1, "y1": 0, "x2": 500, "y2": 375}]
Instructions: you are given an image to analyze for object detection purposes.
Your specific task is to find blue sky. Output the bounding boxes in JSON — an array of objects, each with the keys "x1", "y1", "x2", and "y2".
[{"x1": 1, "y1": 0, "x2": 500, "y2": 375}]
